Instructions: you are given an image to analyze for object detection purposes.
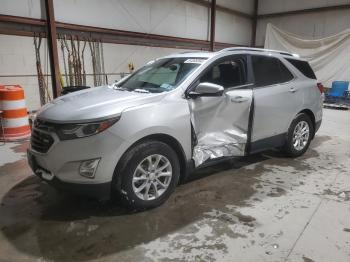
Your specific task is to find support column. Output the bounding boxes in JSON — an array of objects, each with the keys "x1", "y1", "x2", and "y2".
[
  {"x1": 251, "y1": 0, "x2": 258, "y2": 47},
  {"x1": 209, "y1": 0, "x2": 216, "y2": 51},
  {"x1": 44, "y1": 0, "x2": 61, "y2": 98}
]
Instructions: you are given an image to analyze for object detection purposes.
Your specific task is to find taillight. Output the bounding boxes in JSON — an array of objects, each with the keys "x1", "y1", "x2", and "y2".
[{"x1": 317, "y1": 82, "x2": 324, "y2": 93}]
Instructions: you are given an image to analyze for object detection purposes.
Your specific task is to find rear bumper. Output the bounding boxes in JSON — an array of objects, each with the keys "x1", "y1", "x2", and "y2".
[{"x1": 315, "y1": 119, "x2": 322, "y2": 133}]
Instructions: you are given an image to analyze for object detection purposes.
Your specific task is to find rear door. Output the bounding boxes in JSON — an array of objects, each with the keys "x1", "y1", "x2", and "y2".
[
  {"x1": 250, "y1": 55, "x2": 300, "y2": 152},
  {"x1": 188, "y1": 55, "x2": 253, "y2": 166}
]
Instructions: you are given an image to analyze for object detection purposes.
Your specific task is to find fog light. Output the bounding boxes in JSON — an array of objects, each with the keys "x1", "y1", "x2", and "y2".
[{"x1": 79, "y1": 158, "x2": 100, "y2": 178}]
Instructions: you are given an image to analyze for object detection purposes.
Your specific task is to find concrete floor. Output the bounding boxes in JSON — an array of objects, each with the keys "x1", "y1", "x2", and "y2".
[{"x1": 0, "y1": 108, "x2": 349, "y2": 262}]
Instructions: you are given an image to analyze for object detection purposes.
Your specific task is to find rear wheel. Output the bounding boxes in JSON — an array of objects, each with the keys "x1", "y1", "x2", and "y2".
[
  {"x1": 114, "y1": 140, "x2": 180, "y2": 210},
  {"x1": 283, "y1": 113, "x2": 314, "y2": 157}
]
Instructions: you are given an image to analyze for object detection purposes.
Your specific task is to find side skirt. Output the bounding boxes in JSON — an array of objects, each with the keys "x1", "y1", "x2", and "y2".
[
  {"x1": 194, "y1": 155, "x2": 239, "y2": 169},
  {"x1": 249, "y1": 133, "x2": 287, "y2": 154}
]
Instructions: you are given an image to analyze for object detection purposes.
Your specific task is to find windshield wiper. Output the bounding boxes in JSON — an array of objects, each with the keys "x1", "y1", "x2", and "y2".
[
  {"x1": 133, "y1": 88, "x2": 150, "y2": 93},
  {"x1": 113, "y1": 86, "x2": 128, "y2": 91},
  {"x1": 110, "y1": 83, "x2": 128, "y2": 91}
]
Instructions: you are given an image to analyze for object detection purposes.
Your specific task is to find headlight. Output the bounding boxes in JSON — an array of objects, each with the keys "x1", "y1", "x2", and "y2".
[{"x1": 56, "y1": 116, "x2": 120, "y2": 140}]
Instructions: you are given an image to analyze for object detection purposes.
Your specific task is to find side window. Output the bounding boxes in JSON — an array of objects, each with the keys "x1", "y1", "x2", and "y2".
[
  {"x1": 286, "y1": 59, "x2": 316, "y2": 79},
  {"x1": 200, "y1": 57, "x2": 247, "y2": 88},
  {"x1": 252, "y1": 55, "x2": 293, "y2": 87},
  {"x1": 279, "y1": 61, "x2": 294, "y2": 82}
]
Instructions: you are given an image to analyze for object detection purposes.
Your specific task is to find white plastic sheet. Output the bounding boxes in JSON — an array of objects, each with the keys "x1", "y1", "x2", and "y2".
[{"x1": 264, "y1": 23, "x2": 350, "y2": 87}]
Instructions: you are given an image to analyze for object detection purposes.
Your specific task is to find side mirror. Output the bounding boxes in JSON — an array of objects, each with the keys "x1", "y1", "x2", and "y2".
[{"x1": 188, "y1": 82, "x2": 224, "y2": 98}]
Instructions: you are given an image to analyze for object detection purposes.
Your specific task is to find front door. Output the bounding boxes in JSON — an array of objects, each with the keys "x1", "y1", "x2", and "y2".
[{"x1": 188, "y1": 55, "x2": 253, "y2": 166}]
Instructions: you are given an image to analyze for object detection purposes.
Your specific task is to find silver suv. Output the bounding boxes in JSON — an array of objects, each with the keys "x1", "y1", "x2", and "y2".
[{"x1": 27, "y1": 47, "x2": 323, "y2": 209}]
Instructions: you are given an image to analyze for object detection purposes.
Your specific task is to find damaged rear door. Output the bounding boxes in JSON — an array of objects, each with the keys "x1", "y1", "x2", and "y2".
[{"x1": 188, "y1": 54, "x2": 253, "y2": 166}]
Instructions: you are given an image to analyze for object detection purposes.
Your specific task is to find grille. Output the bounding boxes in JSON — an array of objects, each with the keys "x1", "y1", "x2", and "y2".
[{"x1": 31, "y1": 129, "x2": 54, "y2": 153}]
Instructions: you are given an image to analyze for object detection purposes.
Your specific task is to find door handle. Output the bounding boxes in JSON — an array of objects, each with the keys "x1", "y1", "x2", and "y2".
[
  {"x1": 289, "y1": 88, "x2": 297, "y2": 93},
  {"x1": 231, "y1": 96, "x2": 248, "y2": 103}
]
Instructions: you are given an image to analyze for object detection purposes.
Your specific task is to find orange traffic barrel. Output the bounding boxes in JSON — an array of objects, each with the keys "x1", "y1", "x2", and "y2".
[{"x1": 0, "y1": 85, "x2": 31, "y2": 140}]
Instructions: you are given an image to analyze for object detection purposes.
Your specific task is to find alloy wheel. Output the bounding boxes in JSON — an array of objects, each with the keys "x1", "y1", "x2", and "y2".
[
  {"x1": 292, "y1": 120, "x2": 310, "y2": 151},
  {"x1": 132, "y1": 154, "x2": 172, "y2": 201}
]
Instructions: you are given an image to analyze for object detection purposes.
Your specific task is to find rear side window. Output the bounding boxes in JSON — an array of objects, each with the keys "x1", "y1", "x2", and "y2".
[
  {"x1": 252, "y1": 55, "x2": 294, "y2": 87},
  {"x1": 286, "y1": 59, "x2": 316, "y2": 79}
]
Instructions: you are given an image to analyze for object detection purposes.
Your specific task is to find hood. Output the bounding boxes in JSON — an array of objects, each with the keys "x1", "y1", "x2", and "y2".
[{"x1": 37, "y1": 85, "x2": 165, "y2": 123}]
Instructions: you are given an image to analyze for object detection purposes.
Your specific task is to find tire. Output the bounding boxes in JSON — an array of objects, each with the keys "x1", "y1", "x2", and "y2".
[
  {"x1": 283, "y1": 113, "x2": 314, "y2": 157},
  {"x1": 114, "y1": 140, "x2": 180, "y2": 210}
]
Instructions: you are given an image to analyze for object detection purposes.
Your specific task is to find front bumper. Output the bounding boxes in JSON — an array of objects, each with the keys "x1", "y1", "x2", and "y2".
[
  {"x1": 28, "y1": 126, "x2": 125, "y2": 184},
  {"x1": 28, "y1": 149, "x2": 111, "y2": 200},
  {"x1": 26, "y1": 125, "x2": 128, "y2": 199}
]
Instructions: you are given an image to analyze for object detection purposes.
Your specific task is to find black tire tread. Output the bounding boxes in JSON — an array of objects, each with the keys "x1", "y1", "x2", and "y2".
[
  {"x1": 283, "y1": 113, "x2": 314, "y2": 157},
  {"x1": 114, "y1": 140, "x2": 180, "y2": 210}
]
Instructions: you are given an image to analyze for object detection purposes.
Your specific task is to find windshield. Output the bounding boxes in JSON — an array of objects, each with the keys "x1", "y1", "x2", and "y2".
[{"x1": 118, "y1": 57, "x2": 207, "y2": 93}]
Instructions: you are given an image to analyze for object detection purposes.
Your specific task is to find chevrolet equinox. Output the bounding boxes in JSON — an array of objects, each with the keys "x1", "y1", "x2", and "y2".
[{"x1": 27, "y1": 47, "x2": 323, "y2": 209}]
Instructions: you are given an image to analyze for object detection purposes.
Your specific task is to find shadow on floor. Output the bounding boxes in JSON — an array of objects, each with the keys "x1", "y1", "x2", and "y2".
[{"x1": 0, "y1": 137, "x2": 328, "y2": 261}]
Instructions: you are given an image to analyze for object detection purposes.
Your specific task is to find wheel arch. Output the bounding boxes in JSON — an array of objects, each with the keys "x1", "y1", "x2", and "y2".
[
  {"x1": 298, "y1": 109, "x2": 316, "y2": 138},
  {"x1": 112, "y1": 133, "x2": 189, "y2": 193}
]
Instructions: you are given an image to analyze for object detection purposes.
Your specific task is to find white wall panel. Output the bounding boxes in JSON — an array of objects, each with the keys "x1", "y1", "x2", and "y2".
[
  {"x1": 150, "y1": 1, "x2": 209, "y2": 40},
  {"x1": 0, "y1": 35, "x2": 50, "y2": 110},
  {"x1": 258, "y1": 0, "x2": 350, "y2": 15},
  {"x1": 0, "y1": 0, "x2": 253, "y2": 44},
  {"x1": 217, "y1": 0, "x2": 255, "y2": 15},
  {"x1": 101, "y1": 44, "x2": 188, "y2": 75},
  {"x1": 216, "y1": 11, "x2": 252, "y2": 45},
  {"x1": 0, "y1": 35, "x2": 189, "y2": 110},
  {"x1": 0, "y1": 0, "x2": 44, "y2": 19},
  {"x1": 256, "y1": 9, "x2": 350, "y2": 46},
  {"x1": 54, "y1": 0, "x2": 209, "y2": 40},
  {"x1": 59, "y1": 42, "x2": 189, "y2": 85}
]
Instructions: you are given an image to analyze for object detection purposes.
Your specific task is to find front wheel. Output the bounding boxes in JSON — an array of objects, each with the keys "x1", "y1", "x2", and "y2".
[
  {"x1": 115, "y1": 140, "x2": 180, "y2": 210},
  {"x1": 283, "y1": 113, "x2": 314, "y2": 157}
]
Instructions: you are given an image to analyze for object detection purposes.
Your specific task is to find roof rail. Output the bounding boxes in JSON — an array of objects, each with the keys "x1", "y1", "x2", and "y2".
[
  {"x1": 178, "y1": 50, "x2": 209, "y2": 54},
  {"x1": 219, "y1": 47, "x2": 299, "y2": 57}
]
